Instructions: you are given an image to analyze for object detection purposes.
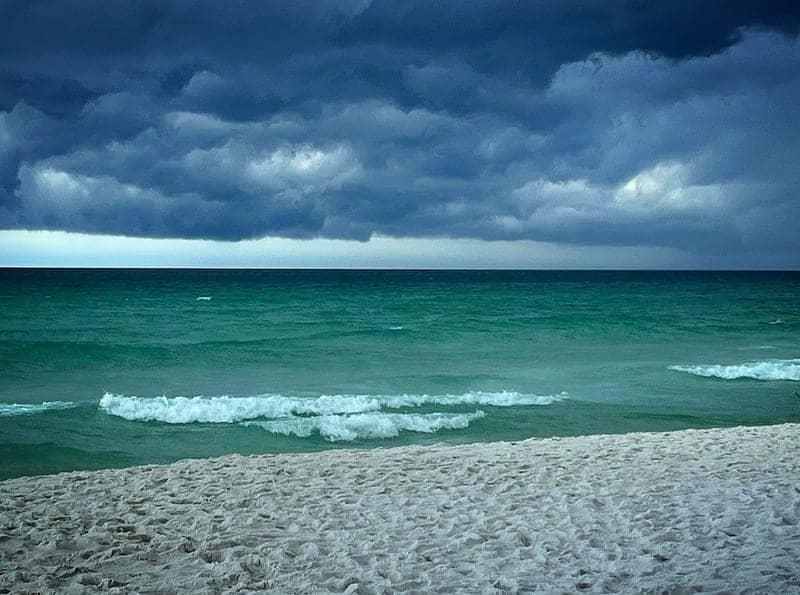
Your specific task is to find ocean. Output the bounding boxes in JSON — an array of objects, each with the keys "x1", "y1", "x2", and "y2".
[{"x1": 1, "y1": 269, "x2": 798, "y2": 480}]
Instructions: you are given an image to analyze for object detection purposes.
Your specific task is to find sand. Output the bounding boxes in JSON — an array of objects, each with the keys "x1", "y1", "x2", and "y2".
[{"x1": 1, "y1": 424, "x2": 799, "y2": 594}]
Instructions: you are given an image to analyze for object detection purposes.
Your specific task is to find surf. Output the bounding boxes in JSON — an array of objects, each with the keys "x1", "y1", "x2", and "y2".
[
  {"x1": 244, "y1": 411, "x2": 486, "y2": 441},
  {"x1": 0, "y1": 401, "x2": 78, "y2": 417},
  {"x1": 668, "y1": 360, "x2": 800, "y2": 381},
  {"x1": 98, "y1": 390, "x2": 566, "y2": 424}
]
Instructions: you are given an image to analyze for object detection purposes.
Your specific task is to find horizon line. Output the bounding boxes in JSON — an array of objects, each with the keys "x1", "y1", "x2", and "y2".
[{"x1": 1, "y1": 266, "x2": 798, "y2": 272}]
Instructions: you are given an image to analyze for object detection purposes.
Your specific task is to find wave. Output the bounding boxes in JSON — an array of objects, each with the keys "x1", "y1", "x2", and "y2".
[
  {"x1": 244, "y1": 411, "x2": 485, "y2": 441},
  {"x1": 99, "y1": 390, "x2": 565, "y2": 424},
  {"x1": 668, "y1": 360, "x2": 800, "y2": 381},
  {"x1": 0, "y1": 401, "x2": 78, "y2": 417}
]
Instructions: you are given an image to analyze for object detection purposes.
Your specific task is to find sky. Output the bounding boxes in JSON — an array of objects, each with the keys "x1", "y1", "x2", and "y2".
[{"x1": 0, "y1": 0, "x2": 798, "y2": 268}]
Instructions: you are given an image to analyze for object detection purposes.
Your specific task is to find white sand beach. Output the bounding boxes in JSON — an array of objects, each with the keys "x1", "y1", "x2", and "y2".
[{"x1": 1, "y1": 424, "x2": 799, "y2": 593}]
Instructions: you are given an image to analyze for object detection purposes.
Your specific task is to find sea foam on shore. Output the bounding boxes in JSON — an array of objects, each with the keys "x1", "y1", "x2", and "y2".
[{"x1": 1, "y1": 424, "x2": 799, "y2": 593}]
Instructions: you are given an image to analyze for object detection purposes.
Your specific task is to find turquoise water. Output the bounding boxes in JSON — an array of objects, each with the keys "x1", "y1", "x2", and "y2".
[{"x1": 1, "y1": 269, "x2": 798, "y2": 479}]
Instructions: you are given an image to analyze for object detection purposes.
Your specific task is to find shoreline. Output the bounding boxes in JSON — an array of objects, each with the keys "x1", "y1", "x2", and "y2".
[{"x1": 2, "y1": 423, "x2": 799, "y2": 592}]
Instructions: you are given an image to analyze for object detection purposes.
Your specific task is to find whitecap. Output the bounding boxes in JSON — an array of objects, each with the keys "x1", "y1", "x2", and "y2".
[
  {"x1": 668, "y1": 360, "x2": 800, "y2": 381},
  {"x1": 196, "y1": 296, "x2": 212, "y2": 301},
  {"x1": 0, "y1": 401, "x2": 78, "y2": 417},
  {"x1": 99, "y1": 390, "x2": 566, "y2": 424},
  {"x1": 244, "y1": 410, "x2": 486, "y2": 441}
]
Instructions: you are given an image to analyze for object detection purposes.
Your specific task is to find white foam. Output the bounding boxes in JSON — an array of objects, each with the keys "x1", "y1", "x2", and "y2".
[
  {"x1": 383, "y1": 390, "x2": 568, "y2": 408},
  {"x1": 0, "y1": 401, "x2": 78, "y2": 417},
  {"x1": 669, "y1": 360, "x2": 800, "y2": 381},
  {"x1": 244, "y1": 411, "x2": 486, "y2": 441},
  {"x1": 196, "y1": 296, "x2": 212, "y2": 301},
  {"x1": 99, "y1": 390, "x2": 565, "y2": 424},
  {"x1": 389, "y1": 326, "x2": 404, "y2": 330}
]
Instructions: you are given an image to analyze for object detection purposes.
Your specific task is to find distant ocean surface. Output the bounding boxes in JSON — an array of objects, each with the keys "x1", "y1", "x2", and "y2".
[{"x1": 1, "y1": 269, "x2": 798, "y2": 479}]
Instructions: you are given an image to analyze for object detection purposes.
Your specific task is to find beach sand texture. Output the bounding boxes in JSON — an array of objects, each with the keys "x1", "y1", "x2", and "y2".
[{"x1": 1, "y1": 424, "x2": 799, "y2": 593}]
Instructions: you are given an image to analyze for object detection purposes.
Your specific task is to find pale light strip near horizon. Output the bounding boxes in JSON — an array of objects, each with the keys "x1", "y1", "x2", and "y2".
[{"x1": 0, "y1": 230, "x2": 707, "y2": 270}]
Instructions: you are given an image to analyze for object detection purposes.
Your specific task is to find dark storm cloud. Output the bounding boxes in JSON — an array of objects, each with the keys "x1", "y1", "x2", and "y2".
[{"x1": 0, "y1": 0, "x2": 799, "y2": 262}]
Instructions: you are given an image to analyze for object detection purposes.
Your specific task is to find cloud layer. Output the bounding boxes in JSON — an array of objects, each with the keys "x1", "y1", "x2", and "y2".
[{"x1": 1, "y1": 1, "x2": 799, "y2": 265}]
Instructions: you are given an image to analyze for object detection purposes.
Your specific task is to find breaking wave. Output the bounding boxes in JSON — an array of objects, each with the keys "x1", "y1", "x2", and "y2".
[
  {"x1": 0, "y1": 401, "x2": 78, "y2": 417},
  {"x1": 243, "y1": 411, "x2": 486, "y2": 441},
  {"x1": 98, "y1": 390, "x2": 566, "y2": 424},
  {"x1": 668, "y1": 360, "x2": 800, "y2": 381}
]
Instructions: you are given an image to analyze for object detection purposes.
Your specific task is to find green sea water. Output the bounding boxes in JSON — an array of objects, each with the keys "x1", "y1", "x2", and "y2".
[{"x1": 1, "y1": 269, "x2": 798, "y2": 480}]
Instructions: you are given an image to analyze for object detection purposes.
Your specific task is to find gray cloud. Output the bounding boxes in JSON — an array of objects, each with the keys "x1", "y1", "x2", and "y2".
[{"x1": 0, "y1": 1, "x2": 798, "y2": 265}]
